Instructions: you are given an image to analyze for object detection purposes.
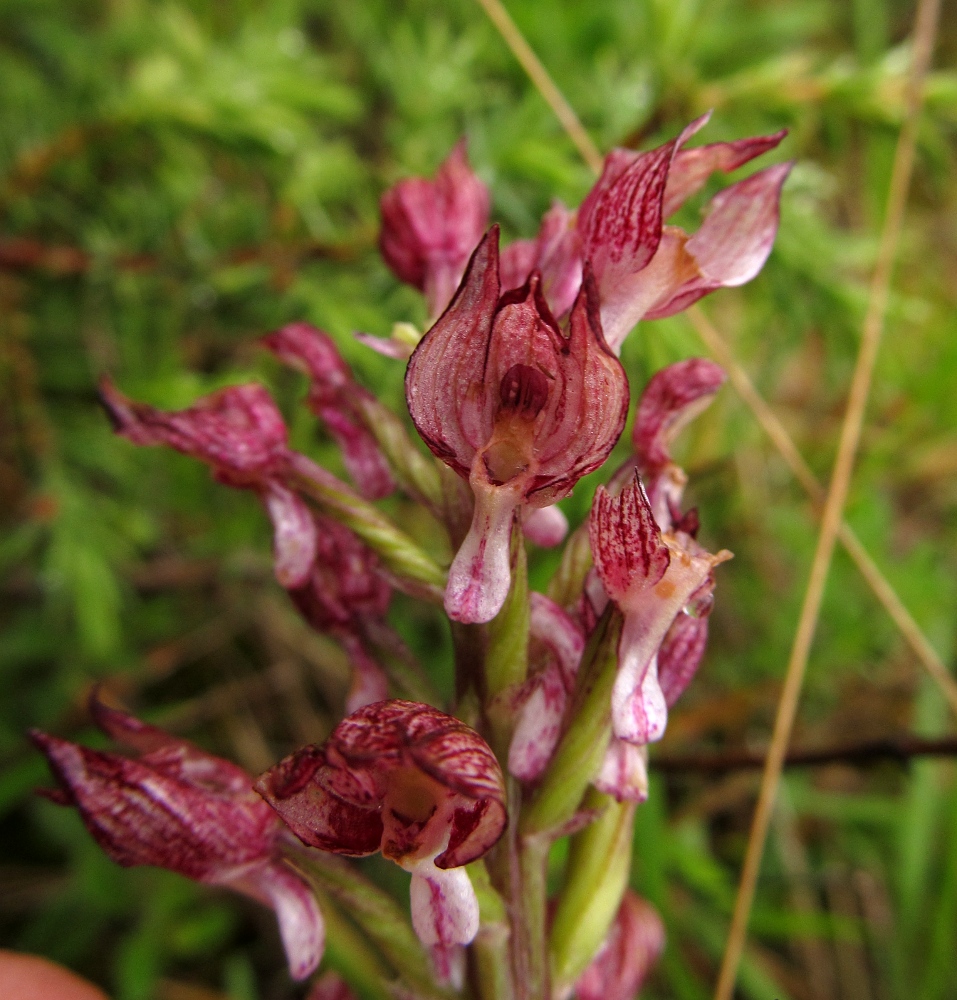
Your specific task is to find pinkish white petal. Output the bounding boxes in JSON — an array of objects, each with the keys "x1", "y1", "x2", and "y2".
[
  {"x1": 529, "y1": 592, "x2": 585, "y2": 688},
  {"x1": 522, "y1": 504, "x2": 569, "y2": 548},
  {"x1": 233, "y1": 861, "x2": 324, "y2": 981},
  {"x1": 508, "y1": 662, "x2": 568, "y2": 783},
  {"x1": 611, "y1": 646, "x2": 668, "y2": 746},
  {"x1": 575, "y1": 891, "x2": 665, "y2": 1000},
  {"x1": 445, "y1": 479, "x2": 522, "y2": 624},
  {"x1": 663, "y1": 129, "x2": 788, "y2": 218},
  {"x1": 263, "y1": 483, "x2": 319, "y2": 588},
  {"x1": 408, "y1": 860, "x2": 480, "y2": 948},
  {"x1": 594, "y1": 738, "x2": 649, "y2": 803},
  {"x1": 354, "y1": 329, "x2": 418, "y2": 360}
]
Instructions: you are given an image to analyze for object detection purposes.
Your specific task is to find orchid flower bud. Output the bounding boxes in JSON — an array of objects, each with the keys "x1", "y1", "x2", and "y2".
[
  {"x1": 632, "y1": 357, "x2": 727, "y2": 528},
  {"x1": 263, "y1": 323, "x2": 395, "y2": 500},
  {"x1": 256, "y1": 701, "x2": 507, "y2": 971},
  {"x1": 380, "y1": 141, "x2": 490, "y2": 320},
  {"x1": 508, "y1": 593, "x2": 585, "y2": 783},
  {"x1": 575, "y1": 891, "x2": 665, "y2": 1000},
  {"x1": 589, "y1": 472, "x2": 730, "y2": 747},
  {"x1": 99, "y1": 379, "x2": 317, "y2": 589},
  {"x1": 406, "y1": 227, "x2": 629, "y2": 623},
  {"x1": 31, "y1": 695, "x2": 323, "y2": 981},
  {"x1": 577, "y1": 115, "x2": 790, "y2": 352}
]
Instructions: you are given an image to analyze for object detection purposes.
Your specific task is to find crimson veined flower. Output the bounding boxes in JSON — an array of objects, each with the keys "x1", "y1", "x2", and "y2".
[
  {"x1": 503, "y1": 115, "x2": 790, "y2": 352},
  {"x1": 406, "y1": 226, "x2": 629, "y2": 624},
  {"x1": 31, "y1": 694, "x2": 323, "y2": 981},
  {"x1": 99, "y1": 378, "x2": 317, "y2": 590},
  {"x1": 255, "y1": 699, "x2": 507, "y2": 986}
]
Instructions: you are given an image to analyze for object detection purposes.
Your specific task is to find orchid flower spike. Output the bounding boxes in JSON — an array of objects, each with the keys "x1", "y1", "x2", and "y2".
[
  {"x1": 406, "y1": 227, "x2": 629, "y2": 623},
  {"x1": 380, "y1": 140, "x2": 490, "y2": 320},
  {"x1": 31, "y1": 694, "x2": 323, "y2": 981},
  {"x1": 263, "y1": 323, "x2": 395, "y2": 500},
  {"x1": 255, "y1": 700, "x2": 507, "y2": 983},
  {"x1": 589, "y1": 472, "x2": 730, "y2": 748},
  {"x1": 577, "y1": 117, "x2": 790, "y2": 353},
  {"x1": 575, "y1": 891, "x2": 666, "y2": 1000},
  {"x1": 99, "y1": 379, "x2": 317, "y2": 590}
]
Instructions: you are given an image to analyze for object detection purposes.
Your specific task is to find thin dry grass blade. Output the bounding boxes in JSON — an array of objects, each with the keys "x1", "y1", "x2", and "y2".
[
  {"x1": 688, "y1": 306, "x2": 957, "y2": 721},
  {"x1": 714, "y1": 1, "x2": 943, "y2": 996}
]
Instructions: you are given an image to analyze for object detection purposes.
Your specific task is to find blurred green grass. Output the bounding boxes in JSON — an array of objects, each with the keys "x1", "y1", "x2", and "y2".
[{"x1": 2, "y1": 0, "x2": 956, "y2": 997}]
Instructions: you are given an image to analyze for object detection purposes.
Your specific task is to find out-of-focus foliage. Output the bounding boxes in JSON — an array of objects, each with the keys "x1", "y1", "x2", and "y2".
[{"x1": 1, "y1": 0, "x2": 956, "y2": 998}]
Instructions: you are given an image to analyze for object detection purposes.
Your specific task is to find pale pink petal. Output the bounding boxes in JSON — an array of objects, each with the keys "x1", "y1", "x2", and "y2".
[
  {"x1": 633, "y1": 358, "x2": 726, "y2": 471},
  {"x1": 594, "y1": 738, "x2": 649, "y2": 803},
  {"x1": 263, "y1": 483, "x2": 319, "y2": 588},
  {"x1": 529, "y1": 592, "x2": 585, "y2": 687},
  {"x1": 645, "y1": 161, "x2": 792, "y2": 320},
  {"x1": 663, "y1": 129, "x2": 788, "y2": 218},
  {"x1": 611, "y1": 646, "x2": 668, "y2": 746},
  {"x1": 408, "y1": 861, "x2": 480, "y2": 947},
  {"x1": 428, "y1": 944, "x2": 466, "y2": 990},
  {"x1": 234, "y1": 861, "x2": 324, "y2": 981},
  {"x1": 444, "y1": 479, "x2": 521, "y2": 624},
  {"x1": 340, "y1": 634, "x2": 390, "y2": 713},
  {"x1": 508, "y1": 662, "x2": 567, "y2": 783},
  {"x1": 522, "y1": 504, "x2": 569, "y2": 547}
]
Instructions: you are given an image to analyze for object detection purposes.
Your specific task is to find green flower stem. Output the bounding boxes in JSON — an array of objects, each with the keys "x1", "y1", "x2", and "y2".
[
  {"x1": 289, "y1": 453, "x2": 447, "y2": 600},
  {"x1": 468, "y1": 860, "x2": 515, "y2": 1000},
  {"x1": 545, "y1": 520, "x2": 592, "y2": 607},
  {"x1": 549, "y1": 789, "x2": 636, "y2": 991},
  {"x1": 309, "y1": 886, "x2": 393, "y2": 1000},
  {"x1": 353, "y1": 395, "x2": 444, "y2": 509},
  {"x1": 517, "y1": 832, "x2": 551, "y2": 1000},
  {"x1": 485, "y1": 524, "x2": 530, "y2": 758},
  {"x1": 520, "y1": 607, "x2": 622, "y2": 837},
  {"x1": 289, "y1": 846, "x2": 447, "y2": 997}
]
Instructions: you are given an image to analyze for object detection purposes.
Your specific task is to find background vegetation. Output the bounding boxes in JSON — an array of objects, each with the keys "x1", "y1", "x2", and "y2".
[{"x1": 2, "y1": 0, "x2": 956, "y2": 997}]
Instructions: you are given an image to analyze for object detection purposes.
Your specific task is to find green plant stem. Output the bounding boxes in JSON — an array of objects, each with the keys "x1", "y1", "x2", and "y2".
[
  {"x1": 289, "y1": 845, "x2": 445, "y2": 997},
  {"x1": 517, "y1": 832, "x2": 551, "y2": 1000},
  {"x1": 289, "y1": 453, "x2": 447, "y2": 600},
  {"x1": 520, "y1": 607, "x2": 622, "y2": 836},
  {"x1": 310, "y1": 886, "x2": 393, "y2": 1000},
  {"x1": 549, "y1": 789, "x2": 636, "y2": 991}
]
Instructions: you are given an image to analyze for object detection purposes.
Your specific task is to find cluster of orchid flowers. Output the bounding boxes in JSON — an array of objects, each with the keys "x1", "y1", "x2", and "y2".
[{"x1": 32, "y1": 116, "x2": 788, "y2": 999}]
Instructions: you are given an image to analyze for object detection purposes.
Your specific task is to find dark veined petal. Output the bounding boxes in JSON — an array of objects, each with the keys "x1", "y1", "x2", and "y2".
[
  {"x1": 658, "y1": 610, "x2": 710, "y2": 708},
  {"x1": 632, "y1": 358, "x2": 727, "y2": 472},
  {"x1": 662, "y1": 129, "x2": 788, "y2": 218}
]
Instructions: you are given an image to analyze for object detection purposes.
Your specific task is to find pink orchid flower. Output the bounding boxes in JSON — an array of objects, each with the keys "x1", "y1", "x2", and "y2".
[
  {"x1": 589, "y1": 472, "x2": 730, "y2": 749},
  {"x1": 31, "y1": 695, "x2": 323, "y2": 981},
  {"x1": 99, "y1": 378, "x2": 317, "y2": 589},
  {"x1": 575, "y1": 891, "x2": 665, "y2": 1000},
  {"x1": 255, "y1": 700, "x2": 507, "y2": 984},
  {"x1": 406, "y1": 227, "x2": 629, "y2": 623},
  {"x1": 262, "y1": 323, "x2": 395, "y2": 501},
  {"x1": 501, "y1": 117, "x2": 789, "y2": 351},
  {"x1": 380, "y1": 140, "x2": 490, "y2": 321}
]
